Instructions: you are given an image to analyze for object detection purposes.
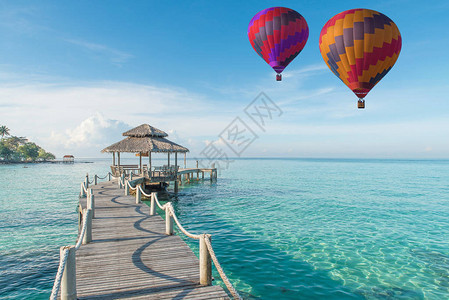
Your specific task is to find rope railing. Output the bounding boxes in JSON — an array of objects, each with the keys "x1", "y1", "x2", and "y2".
[
  {"x1": 149, "y1": 191, "x2": 241, "y2": 299},
  {"x1": 168, "y1": 204, "x2": 201, "y2": 240},
  {"x1": 49, "y1": 248, "x2": 70, "y2": 300},
  {"x1": 75, "y1": 209, "x2": 91, "y2": 250},
  {"x1": 127, "y1": 180, "x2": 137, "y2": 191},
  {"x1": 54, "y1": 173, "x2": 240, "y2": 299},
  {"x1": 50, "y1": 209, "x2": 92, "y2": 300},
  {"x1": 204, "y1": 235, "x2": 242, "y2": 300}
]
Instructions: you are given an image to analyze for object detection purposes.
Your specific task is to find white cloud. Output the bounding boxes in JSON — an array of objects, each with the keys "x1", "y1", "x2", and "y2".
[
  {"x1": 50, "y1": 113, "x2": 130, "y2": 149},
  {"x1": 1, "y1": 68, "x2": 448, "y2": 159},
  {"x1": 65, "y1": 39, "x2": 133, "y2": 65},
  {"x1": 281, "y1": 63, "x2": 328, "y2": 79}
]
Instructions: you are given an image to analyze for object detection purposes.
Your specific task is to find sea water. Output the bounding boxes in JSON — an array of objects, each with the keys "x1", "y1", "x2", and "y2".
[{"x1": 1, "y1": 158, "x2": 448, "y2": 299}]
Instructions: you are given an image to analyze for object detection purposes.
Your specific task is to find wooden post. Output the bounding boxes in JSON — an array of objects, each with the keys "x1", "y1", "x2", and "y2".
[
  {"x1": 150, "y1": 193, "x2": 156, "y2": 215},
  {"x1": 80, "y1": 183, "x2": 86, "y2": 198},
  {"x1": 113, "y1": 152, "x2": 116, "y2": 166},
  {"x1": 94, "y1": 175, "x2": 97, "y2": 185},
  {"x1": 82, "y1": 209, "x2": 92, "y2": 244},
  {"x1": 168, "y1": 153, "x2": 170, "y2": 167},
  {"x1": 165, "y1": 206, "x2": 173, "y2": 235},
  {"x1": 60, "y1": 245, "x2": 77, "y2": 300},
  {"x1": 136, "y1": 184, "x2": 141, "y2": 204},
  {"x1": 130, "y1": 173, "x2": 133, "y2": 180},
  {"x1": 118, "y1": 152, "x2": 121, "y2": 166},
  {"x1": 108, "y1": 172, "x2": 111, "y2": 181},
  {"x1": 125, "y1": 180, "x2": 130, "y2": 195},
  {"x1": 87, "y1": 192, "x2": 95, "y2": 219},
  {"x1": 120, "y1": 173, "x2": 125, "y2": 189},
  {"x1": 174, "y1": 180, "x2": 178, "y2": 194},
  {"x1": 196, "y1": 160, "x2": 199, "y2": 179},
  {"x1": 202, "y1": 171, "x2": 204, "y2": 179},
  {"x1": 199, "y1": 234, "x2": 212, "y2": 286},
  {"x1": 78, "y1": 205, "x2": 82, "y2": 233},
  {"x1": 85, "y1": 174, "x2": 89, "y2": 189}
]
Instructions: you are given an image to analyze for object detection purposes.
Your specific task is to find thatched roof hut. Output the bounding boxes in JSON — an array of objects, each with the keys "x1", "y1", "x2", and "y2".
[
  {"x1": 102, "y1": 124, "x2": 189, "y2": 177},
  {"x1": 102, "y1": 124, "x2": 188, "y2": 154},
  {"x1": 102, "y1": 136, "x2": 188, "y2": 153},
  {"x1": 122, "y1": 124, "x2": 168, "y2": 138}
]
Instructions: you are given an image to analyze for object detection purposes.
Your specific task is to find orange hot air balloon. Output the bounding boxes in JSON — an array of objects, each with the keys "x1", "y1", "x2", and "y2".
[{"x1": 319, "y1": 9, "x2": 402, "y2": 108}]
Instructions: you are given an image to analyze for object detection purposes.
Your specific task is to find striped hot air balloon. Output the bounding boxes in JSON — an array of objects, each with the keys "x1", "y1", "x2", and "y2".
[
  {"x1": 319, "y1": 9, "x2": 402, "y2": 108},
  {"x1": 248, "y1": 7, "x2": 309, "y2": 81}
]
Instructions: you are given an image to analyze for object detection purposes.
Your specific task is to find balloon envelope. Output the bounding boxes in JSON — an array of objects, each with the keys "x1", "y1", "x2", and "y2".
[
  {"x1": 248, "y1": 7, "x2": 309, "y2": 77},
  {"x1": 319, "y1": 9, "x2": 401, "y2": 101}
]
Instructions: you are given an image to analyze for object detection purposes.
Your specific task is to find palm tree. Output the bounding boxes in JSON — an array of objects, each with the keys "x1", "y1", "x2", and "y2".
[{"x1": 0, "y1": 126, "x2": 10, "y2": 139}]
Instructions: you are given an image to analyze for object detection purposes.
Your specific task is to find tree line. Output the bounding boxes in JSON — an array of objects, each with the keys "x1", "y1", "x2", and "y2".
[{"x1": 0, "y1": 125, "x2": 56, "y2": 162}]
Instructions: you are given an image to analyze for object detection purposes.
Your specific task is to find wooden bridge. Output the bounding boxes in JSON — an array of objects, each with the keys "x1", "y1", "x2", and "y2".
[{"x1": 50, "y1": 173, "x2": 239, "y2": 300}]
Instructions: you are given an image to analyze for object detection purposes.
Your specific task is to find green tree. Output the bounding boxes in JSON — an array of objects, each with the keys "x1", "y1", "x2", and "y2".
[
  {"x1": 18, "y1": 142, "x2": 40, "y2": 161},
  {"x1": 0, "y1": 125, "x2": 10, "y2": 138},
  {"x1": 0, "y1": 140, "x2": 13, "y2": 160},
  {"x1": 38, "y1": 148, "x2": 56, "y2": 161},
  {"x1": 4, "y1": 136, "x2": 28, "y2": 149}
]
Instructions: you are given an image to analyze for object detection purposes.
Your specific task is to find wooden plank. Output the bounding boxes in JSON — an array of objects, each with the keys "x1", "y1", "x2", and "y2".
[{"x1": 71, "y1": 180, "x2": 228, "y2": 300}]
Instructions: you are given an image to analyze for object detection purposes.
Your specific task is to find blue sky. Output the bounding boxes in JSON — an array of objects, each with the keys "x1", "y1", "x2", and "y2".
[{"x1": 0, "y1": 0, "x2": 448, "y2": 158}]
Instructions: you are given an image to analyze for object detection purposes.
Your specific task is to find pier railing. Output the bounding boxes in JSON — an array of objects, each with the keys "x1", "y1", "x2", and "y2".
[
  {"x1": 53, "y1": 172, "x2": 240, "y2": 300},
  {"x1": 52, "y1": 173, "x2": 115, "y2": 300},
  {"x1": 50, "y1": 204, "x2": 93, "y2": 300},
  {"x1": 138, "y1": 185, "x2": 241, "y2": 300}
]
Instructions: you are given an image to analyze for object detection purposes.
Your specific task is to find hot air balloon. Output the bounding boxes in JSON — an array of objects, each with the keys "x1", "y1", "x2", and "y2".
[
  {"x1": 319, "y1": 9, "x2": 402, "y2": 108},
  {"x1": 248, "y1": 7, "x2": 309, "y2": 81}
]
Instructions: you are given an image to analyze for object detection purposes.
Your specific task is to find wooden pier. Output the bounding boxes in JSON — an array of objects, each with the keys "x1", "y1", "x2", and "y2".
[{"x1": 51, "y1": 174, "x2": 238, "y2": 300}]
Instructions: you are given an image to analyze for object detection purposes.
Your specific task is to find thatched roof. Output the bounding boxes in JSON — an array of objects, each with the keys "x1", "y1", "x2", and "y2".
[
  {"x1": 102, "y1": 136, "x2": 189, "y2": 153},
  {"x1": 123, "y1": 124, "x2": 168, "y2": 137}
]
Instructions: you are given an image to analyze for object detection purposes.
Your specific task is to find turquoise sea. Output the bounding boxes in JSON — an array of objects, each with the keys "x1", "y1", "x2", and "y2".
[{"x1": 1, "y1": 158, "x2": 448, "y2": 299}]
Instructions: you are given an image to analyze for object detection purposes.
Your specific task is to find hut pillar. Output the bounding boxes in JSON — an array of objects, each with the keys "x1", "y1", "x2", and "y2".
[
  {"x1": 174, "y1": 153, "x2": 178, "y2": 194},
  {"x1": 113, "y1": 152, "x2": 116, "y2": 166},
  {"x1": 168, "y1": 153, "x2": 170, "y2": 167},
  {"x1": 117, "y1": 152, "x2": 121, "y2": 166},
  {"x1": 149, "y1": 152, "x2": 152, "y2": 181},
  {"x1": 139, "y1": 152, "x2": 142, "y2": 175}
]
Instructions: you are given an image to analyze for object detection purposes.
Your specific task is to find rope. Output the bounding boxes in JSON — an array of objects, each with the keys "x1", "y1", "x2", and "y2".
[
  {"x1": 151, "y1": 191, "x2": 166, "y2": 210},
  {"x1": 49, "y1": 247, "x2": 70, "y2": 300},
  {"x1": 96, "y1": 174, "x2": 108, "y2": 180},
  {"x1": 152, "y1": 196, "x2": 240, "y2": 298},
  {"x1": 127, "y1": 180, "x2": 137, "y2": 191},
  {"x1": 204, "y1": 235, "x2": 242, "y2": 300},
  {"x1": 75, "y1": 209, "x2": 91, "y2": 250},
  {"x1": 167, "y1": 204, "x2": 201, "y2": 239},
  {"x1": 88, "y1": 179, "x2": 94, "y2": 184},
  {"x1": 138, "y1": 185, "x2": 152, "y2": 198}
]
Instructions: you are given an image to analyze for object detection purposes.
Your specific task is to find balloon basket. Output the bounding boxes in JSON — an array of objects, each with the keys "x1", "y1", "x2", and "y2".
[
  {"x1": 358, "y1": 99, "x2": 365, "y2": 109},
  {"x1": 276, "y1": 74, "x2": 282, "y2": 81}
]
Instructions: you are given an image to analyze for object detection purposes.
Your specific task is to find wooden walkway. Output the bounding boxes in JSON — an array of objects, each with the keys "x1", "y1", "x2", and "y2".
[{"x1": 75, "y1": 180, "x2": 228, "y2": 299}]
